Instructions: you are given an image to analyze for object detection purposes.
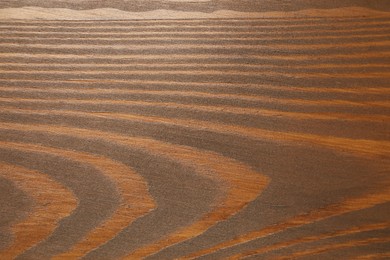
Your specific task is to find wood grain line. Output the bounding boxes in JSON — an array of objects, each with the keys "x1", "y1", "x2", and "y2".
[
  {"x1": 1, "y1": 108, "x2": 389, "y2": 158},
  {"x1": 1, "y1": 97, "x2": 388, "y2": 123},
  {"x1": 2, "y1": 78, "x2": 388, "y2": 95},
  {"x1": 0, "y1": 141, "x2": 155, "y2": 259},
  {"x1": 1, "y1": 5, "x2": 389, "y2": 258},
  {"x1": 230, "y1": 222, "x2": 390, "y2": 259},
  {"x1": 183, "y1": 192, "x2": 390, "y2": 259},
  {"x1": 0, "y1": 161, "x2": 77, "y2": 259},
  {"x1": 0, "y1": 122, "x2": 269, "y2": 259},
  {"x1": 272, "y1": 236, "x2": 390, "y2": 260}
]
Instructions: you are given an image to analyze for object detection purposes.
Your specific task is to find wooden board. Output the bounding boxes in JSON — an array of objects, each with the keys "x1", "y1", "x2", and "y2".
[{"x1": 0, "y1": 1, "x2": 389, "y2": 259}]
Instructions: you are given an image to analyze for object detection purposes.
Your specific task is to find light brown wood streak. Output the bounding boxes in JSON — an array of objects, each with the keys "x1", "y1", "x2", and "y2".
[
  {"x1": 0, "y1": 122, "x2": 269, "y2": 259},
  {"x1": 1, "y1": 40, "x2": 389, "y2": 51},
  {"x1": 2, "y1": 31, "x2": 388, "y2": 45},
  {"x1": 1, "y1": 33, "x2": 388, "y2": 43},
  {"x1": 229, "y1": 222, "x2": 390, "y2": 259},
  {"x1": 2, "y1": 62, "x2": 389, "y2": 70},
  {"x1": 0, "y1": 8, "x2": 386, "y2": 21},
  {"x1": 2, "y1": 51, "x2": 389, "y2": 63},
  {"x1": 354, "y1": 252, "x2": 390, "y2": 259},
  {"x1": 182, "y1": 191, "x2": 390, "y2": 259},
  {"x1": 0, "y1": 141, "x2": 155, "y2": 259},
  {"x1": 1, "y1": 87, "x2": 389, "y2": 109},
  {"x1": 195, "y1": 224, "x2": 390, "y2": 259},
  {"x1": 1, "y1": 97, "x2": 389, "y2": 123},
  {"x1": 272, "y1": 236, "x2": 390, "y2": 260},
  {"x1": 0, "y1": 26, "x2": 390, "y2": 34},
  {"x1": 0, "y1": 31, "x2": 380, "y2": 45},
  {"x1": 2, "y1": 78, "x2": 389, "y2": 95},
  {"x1": 0, "y1": 14, "x2": 384, "y2": 21},
  {"x1": 1, "y1": 108, "x2": 389, "y2": 158},
  {"x1": 1, "y1": 19, "x2": 388, "y2": 29},
  {"x1": 1, "y1": 32, "x2": 389, "y2": 42},
  {"x1": 2, "y1": 6, "x2": 387, "y2": 20},
  {"x1": 0, "y1": 162, "x2": 77, "y2": 259},
  {"x1": 2, "y1": 69, "x2": 389, "y2": 80},
  {"x1": 0, "y1": 14, "x2": 384, "y2": 20},
  {"x1": 0, "y1": 21, "x2": 390, "y2": 32},
  {"x1": 0, "y1": 14, "x2": 385, "y2": 21}
]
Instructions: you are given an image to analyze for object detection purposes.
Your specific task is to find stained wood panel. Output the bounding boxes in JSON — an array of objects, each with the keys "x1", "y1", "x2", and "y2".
[{"x1": 0, "y1": 1, "x2": 389, "y2": 259}]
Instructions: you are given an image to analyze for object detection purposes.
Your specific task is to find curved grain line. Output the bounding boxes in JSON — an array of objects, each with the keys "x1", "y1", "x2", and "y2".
[
  {"x1": 182, "y1": 189, "x2": 390, "y2": 259},
  {"x1": 1, "y1": 9, "x2": 388, "y2": 260},
  {"x1": 0, "y1": 141, "x2": 155, "y2": 259},
  {"x1": 123, "y1": 144, "x2": 269, "y2": 259},
  {"x1": 1, "y1": 97, "x2": 389, "y2": 123},
  {"x1": 1, "y1": 108, "x2": 389, "y2": 159},
  {"x1": 0, "y1": 122, "x2": 269, "y2": 259},
  {"x1": 1, "y1": 114, "x2": 389, "y2": 258},
  {"x1": 3, "y1": 105, "x2": 380, "y2": 259},
  {"x1": 272, "y1": 236, "x2": 390, "y2": 260},
  {"x1": 0, "y1": 162, "x2": 77, "y2": 259},
  {"x1": 230, "y1": 222, "x2": 390, "y2": 259}
]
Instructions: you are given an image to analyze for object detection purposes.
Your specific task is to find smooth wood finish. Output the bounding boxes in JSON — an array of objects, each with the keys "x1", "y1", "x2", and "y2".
[{"x1": 0, "y1": 1, "x2": 389, "y2": 259}]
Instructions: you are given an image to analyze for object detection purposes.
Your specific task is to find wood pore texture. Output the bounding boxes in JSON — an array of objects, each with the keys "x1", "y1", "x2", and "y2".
[{"x1": 0, "y1": 1, "x2": 389, "y2": 259}]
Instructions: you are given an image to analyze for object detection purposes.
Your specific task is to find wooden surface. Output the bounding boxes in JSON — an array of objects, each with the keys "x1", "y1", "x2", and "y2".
[{"x1": 0, "y1": 1, "x2": 389, "y2": 259}]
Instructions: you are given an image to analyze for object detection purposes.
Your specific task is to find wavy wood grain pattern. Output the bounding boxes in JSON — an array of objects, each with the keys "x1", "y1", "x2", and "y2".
[
  {"x1": 0, "y1": 162, "x2": 77, "y2": 259},
  {"x1": 0, "y1": 1, "x2": 389, "y2": 259}
]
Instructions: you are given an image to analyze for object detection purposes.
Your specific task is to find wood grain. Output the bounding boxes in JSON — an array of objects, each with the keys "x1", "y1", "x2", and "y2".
[{"x1": 0, "y1": 1, "x2": 389, "y2": 259}]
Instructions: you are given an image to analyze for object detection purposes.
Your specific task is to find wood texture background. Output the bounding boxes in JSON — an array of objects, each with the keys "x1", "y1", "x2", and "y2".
[{"x1": 0, "y1": 1, "x2": 389, "y2": 259}]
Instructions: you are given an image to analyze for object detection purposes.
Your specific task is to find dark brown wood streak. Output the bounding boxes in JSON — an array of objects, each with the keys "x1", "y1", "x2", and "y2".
[{"x1": 0, "y1": 1, "x2": 389, "y2": 259}]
